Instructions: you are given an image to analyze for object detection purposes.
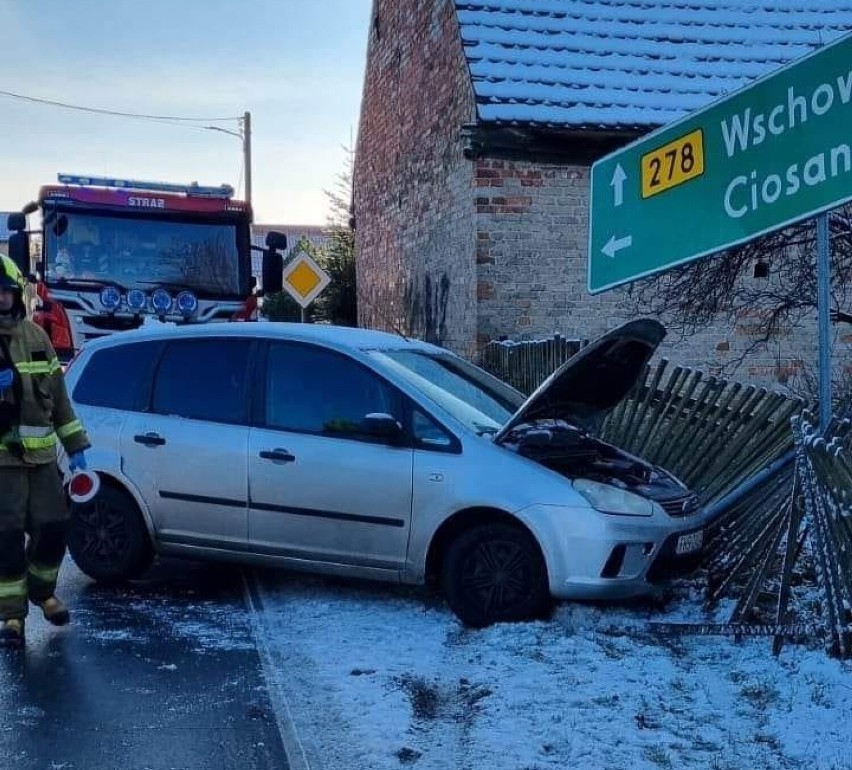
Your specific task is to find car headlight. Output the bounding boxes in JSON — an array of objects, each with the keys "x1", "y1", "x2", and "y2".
[{"x1": 573, "y1": 479, "x2": 654, "y2": 517}]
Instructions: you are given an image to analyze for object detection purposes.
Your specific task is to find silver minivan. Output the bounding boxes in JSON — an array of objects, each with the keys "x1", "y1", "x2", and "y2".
[{"x1": 63, "y1": 319, "x2": 707, "y2": 627}]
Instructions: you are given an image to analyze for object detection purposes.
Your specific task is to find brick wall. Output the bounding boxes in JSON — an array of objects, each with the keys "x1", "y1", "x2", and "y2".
[
  {"x1": 354, "y1": 0, "x2": 848, "y2": 395},
  {"x1": 354, "y1": 0, "x2": 478, "y2": 356},
  {"x1": 473, "y1": 155, "x2": 849, "y2": 394}
]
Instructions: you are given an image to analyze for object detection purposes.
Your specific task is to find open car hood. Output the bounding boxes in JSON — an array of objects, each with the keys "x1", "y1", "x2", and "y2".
[{"x1": 493, "y1": 319, "x2": 665, "y2": 443}]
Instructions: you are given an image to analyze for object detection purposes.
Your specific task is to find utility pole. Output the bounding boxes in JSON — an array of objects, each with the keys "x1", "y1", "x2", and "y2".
[
  {"x1": 243, "y1": 111, "x2": 252, "y2": 209},
  {"x1": 204, "y1": 112, "x2": 252, "y2": 207}
]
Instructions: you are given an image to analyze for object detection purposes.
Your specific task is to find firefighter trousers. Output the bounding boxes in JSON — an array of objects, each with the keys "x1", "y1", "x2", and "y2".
[{"x1": 0, "y1": 463, "x2": 69, "y2": 620}]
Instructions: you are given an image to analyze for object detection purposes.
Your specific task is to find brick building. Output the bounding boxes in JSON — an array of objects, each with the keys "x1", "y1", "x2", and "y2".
[{"x1": 353, "y1": 0, "x2": 852, "y2": 388}]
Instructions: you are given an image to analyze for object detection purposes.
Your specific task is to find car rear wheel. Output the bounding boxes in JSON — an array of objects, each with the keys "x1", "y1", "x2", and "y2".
[
  {"x1": 441, "y1": 522, "x2": 551, "y2": 628},
  {"x1": 68, "y1": 484, "x2": 154, "y2": 584}
]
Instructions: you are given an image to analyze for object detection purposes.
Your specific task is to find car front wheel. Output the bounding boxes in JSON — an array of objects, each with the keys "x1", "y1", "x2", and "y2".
[
  {"x1": 441, "y1": 522, "x2": 551, "y2": 628},
  {"x1": 68, "y1": 484, "x2": 154, "y2": 584}
]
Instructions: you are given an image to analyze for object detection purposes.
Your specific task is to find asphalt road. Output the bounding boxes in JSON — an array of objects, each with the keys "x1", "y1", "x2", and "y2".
[{"x1": 0, "y1": 557, "x2": 290, "y2": 770}]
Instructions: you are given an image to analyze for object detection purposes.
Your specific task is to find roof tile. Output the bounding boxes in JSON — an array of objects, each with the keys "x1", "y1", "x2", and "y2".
[{"x1": 456, "y1": 1, "x2": 852, "y2": 128}]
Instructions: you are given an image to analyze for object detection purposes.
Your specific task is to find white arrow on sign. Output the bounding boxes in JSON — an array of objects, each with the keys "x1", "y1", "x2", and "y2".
[
  {"x1": 602, "y1": 234, "x2": 632, "y2": 259},
  {"x1": 610, "y1": 163, "x2": 627, "y2": 207}
]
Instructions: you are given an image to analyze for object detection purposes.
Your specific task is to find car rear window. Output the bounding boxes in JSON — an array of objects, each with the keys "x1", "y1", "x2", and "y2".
[
  {"x1": 152, "y1": 338, "x2": 252, "y2": 424},
  {"x1": 73, "y1": 341, "x2": 163, "y2": 411}
]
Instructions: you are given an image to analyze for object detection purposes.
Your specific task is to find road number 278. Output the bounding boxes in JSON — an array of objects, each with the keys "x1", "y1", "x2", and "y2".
[{"x1": 641, "y1": 129, "x2": 705, "y2": 199}]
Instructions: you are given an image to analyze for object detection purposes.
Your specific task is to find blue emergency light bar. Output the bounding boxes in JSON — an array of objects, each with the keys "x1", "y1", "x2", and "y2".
[{"x1": 57, "y1": 173, "x2": 235, "y2": 199}]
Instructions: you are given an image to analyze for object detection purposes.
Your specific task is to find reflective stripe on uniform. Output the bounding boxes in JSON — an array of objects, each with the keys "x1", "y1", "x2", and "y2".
[
  {"x1": 21, "y1": 434, "x2": 57, "y2": 450},
  {"x1": 56, "y1": 420, "x2": 84, "y2": 440},
  {"x1": 15, "y1": 359, "x2": 62, "y2": 376},
  {"x1": 17, "y1": 425, "x2": 54, "y2": 438},
  {"x1": 0, "y1": 577, "x2": 27, "y2": 599},
  {"x1": 27, "y1": 562, "x2": 60, "y2": 584},
  {"x1": 0, "y1": 430, "x2": 57, "y2": 451}
]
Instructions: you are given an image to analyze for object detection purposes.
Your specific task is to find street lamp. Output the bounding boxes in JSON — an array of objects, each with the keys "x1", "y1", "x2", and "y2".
[{"x1": 204, "y1": 110, "x2": 252, "y2": 208}]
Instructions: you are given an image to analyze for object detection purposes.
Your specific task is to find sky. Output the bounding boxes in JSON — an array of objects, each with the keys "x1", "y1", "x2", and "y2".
[{"x1": 0, "y1": 0, "x2": 372, "y2": 225}]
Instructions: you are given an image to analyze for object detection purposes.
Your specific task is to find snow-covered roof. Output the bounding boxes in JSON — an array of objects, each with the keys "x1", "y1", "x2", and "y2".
[{"x1": 455, "y1": 1, "x2": 852, "y2": 129}]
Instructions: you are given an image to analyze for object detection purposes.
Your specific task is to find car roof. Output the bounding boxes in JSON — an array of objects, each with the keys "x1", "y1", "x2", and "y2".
[{"x1": 78, "y1": 321, "x2": 443, "y2": 355}]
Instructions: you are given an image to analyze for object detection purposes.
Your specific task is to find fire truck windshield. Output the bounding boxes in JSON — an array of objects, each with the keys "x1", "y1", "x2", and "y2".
[{"x1": 43, "y1": 210, "x2": 244, "y2": 297}]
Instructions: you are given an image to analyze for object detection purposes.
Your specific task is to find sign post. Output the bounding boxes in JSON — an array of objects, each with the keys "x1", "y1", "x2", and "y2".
[
  {"x1": 817, "y1": 213, "x2": 831, "y2": 429},
  {"x1": 589, "y1": 31, "x2": 852, "y2": 426}
]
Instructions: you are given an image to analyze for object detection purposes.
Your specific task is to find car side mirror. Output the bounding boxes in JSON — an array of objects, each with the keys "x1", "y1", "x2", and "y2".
[
  {"x1": 362, "y1": 413, "x2": 403, "y2": 441},
  {"x1": 261, "y1": 247, "x2": 283, "y2": 295},
  {"x1": 7, "y1": 231, "x2": 30, "y2": 277},
  {"x1": 7, "y1": 212, "x2": 26, "y2": 232},
  {"x1": 265, "y1": 231, "x2": 288, "y2": 251}
]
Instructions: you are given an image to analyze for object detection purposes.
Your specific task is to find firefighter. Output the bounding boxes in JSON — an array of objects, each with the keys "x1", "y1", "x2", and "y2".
[{"x1": 0, "y1": 255, "x2": 90, "y2": 648}]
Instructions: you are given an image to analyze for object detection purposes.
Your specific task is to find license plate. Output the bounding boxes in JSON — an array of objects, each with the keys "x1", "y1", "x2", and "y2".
[{"x1": 675, "y1": 529, "x2": 703, "y2": 555}]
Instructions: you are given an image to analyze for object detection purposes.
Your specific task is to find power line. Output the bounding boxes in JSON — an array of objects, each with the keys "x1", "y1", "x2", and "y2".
[{"x1": 0, "y1": 88, "x2": 240, "y2": 124}]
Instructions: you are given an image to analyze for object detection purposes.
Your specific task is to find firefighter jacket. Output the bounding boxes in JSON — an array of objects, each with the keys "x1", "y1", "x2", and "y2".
[{"x1": 0, "y1": 317, "x2": 90, "y2": 467}]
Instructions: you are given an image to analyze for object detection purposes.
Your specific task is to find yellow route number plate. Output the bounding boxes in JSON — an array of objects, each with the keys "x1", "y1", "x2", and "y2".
[{"x1": 641, "y1": 129, "x2": 705, "y2": 199}]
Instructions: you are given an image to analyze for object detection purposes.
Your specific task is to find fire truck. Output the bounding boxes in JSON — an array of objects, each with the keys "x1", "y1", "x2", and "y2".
[{"x1": 5, "y1": 174, "x2": 285, "y2": 360}]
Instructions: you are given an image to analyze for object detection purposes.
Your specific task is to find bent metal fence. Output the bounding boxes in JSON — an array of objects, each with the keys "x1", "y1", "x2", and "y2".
[
  {"x1": 654, "y1": 412, "x2": 852, "y2": 659},
  {"x1": 790, "y1": 413, "x2": 852, "y2": 656},
  {"x1": 481, "y1": 339, "x2": 851, "y2": 658},
  {"x1": 601, "y1": 365, "x2": 850, "y2": 658}
]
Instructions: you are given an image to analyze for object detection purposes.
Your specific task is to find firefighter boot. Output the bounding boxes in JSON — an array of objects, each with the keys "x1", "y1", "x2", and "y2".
[
  {"x1": 0, "y1": 619, "x2": 24, "y2": 648},
  {"x1": 40, "y1": 596, "x2": 70, "y2": 626}
]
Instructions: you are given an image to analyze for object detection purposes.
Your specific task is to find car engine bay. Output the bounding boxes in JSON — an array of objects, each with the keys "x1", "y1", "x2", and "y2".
[{"x1": 499, "y1": 421, "x2": 700, "y2": 515}]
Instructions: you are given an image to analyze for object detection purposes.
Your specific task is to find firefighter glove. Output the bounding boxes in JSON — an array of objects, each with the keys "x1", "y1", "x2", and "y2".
[{"x1": 68, "y1": 451, "x2": 88, "y2": 472}]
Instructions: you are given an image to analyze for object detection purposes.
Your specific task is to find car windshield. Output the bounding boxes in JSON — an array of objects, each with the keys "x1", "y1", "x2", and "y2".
[
  {"x1": 43, "y1": 209, "x2": 244, "y2": 296},
  {"x1": 368, "y1": 349, "x2": 523, "y2": 435}
]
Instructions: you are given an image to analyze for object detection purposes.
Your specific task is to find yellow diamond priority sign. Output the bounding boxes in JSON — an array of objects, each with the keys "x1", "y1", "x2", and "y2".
[{"x1": 281, "y1": 251, "x2": 331, "y2": 308}]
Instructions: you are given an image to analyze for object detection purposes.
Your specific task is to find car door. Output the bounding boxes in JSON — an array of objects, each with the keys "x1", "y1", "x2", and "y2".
[
  {"x1": 68, "y1": 338, "x2": 164, "y2": 475},
  {"x1": 120, "y1": 337, "x2": 254, "y2": 551},
  {"x1": 247, "y1": 340, "x2": 414, "y2": 575}
]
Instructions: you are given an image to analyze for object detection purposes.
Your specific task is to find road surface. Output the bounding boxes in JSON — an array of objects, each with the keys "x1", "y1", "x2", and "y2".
[{"x1": 0, "y1": 557, "x2": 290, "y2": 770}]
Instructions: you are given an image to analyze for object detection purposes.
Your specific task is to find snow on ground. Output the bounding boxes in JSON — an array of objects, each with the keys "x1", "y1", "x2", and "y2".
[{"x1": 251, "y1": 572, "x2": 852, "y2": 770}]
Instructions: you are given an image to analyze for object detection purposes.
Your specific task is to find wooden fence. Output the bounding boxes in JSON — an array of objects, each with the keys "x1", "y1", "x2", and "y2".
[
  {"x1": 480, "y1": 336, "x2": 852, "y2": 656},
  {"x1": 479, "y1": 334, "x2": 585, "y2": 395}
]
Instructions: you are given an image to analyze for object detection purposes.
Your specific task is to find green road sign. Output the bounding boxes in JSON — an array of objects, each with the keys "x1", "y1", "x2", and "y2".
[{"x1": 588, "y1": 31, "x2": 852, "y2": 294}]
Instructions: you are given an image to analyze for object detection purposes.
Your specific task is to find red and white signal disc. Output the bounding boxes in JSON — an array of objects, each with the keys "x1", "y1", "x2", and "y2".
[{"x1": 68, "y1": 470, "x2": 100, "y2": 504}]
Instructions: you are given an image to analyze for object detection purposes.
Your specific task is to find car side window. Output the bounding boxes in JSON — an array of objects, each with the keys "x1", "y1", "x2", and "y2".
[
  {"x1": 73, "y1": 341, "x2": 162, "y2": 411},
  {"x1": 411, "y1": 407, "x2": 461, "y2": 454},
  {"x1": 265, "y1": 342, "x2": 398, "y2": 439},
  {"x1": 152, "y1": 339, "x2": 252, "y2": 424},
  {"x1": 412, "y1": 409, "x2": 456, "y2": 452}
]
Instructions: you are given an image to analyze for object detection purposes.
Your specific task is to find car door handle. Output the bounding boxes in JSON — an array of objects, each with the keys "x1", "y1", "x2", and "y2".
[
  {"x1": 259, "y1": 448, "x2": 296, "y2": 463},
  {"x1": 134, "y1": 433, "x2": 166, "y2": 447}
]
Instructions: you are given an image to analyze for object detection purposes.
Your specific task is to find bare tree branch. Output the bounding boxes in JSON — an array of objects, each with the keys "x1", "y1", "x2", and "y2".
[{"x1": 628, "y1": 204, "x2": 852, "y2": 343}]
